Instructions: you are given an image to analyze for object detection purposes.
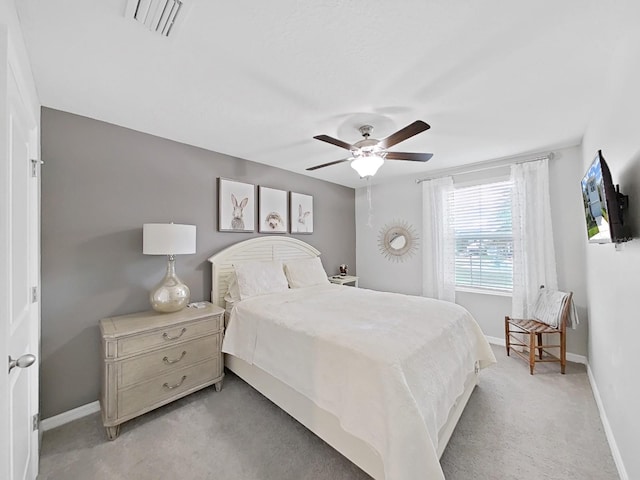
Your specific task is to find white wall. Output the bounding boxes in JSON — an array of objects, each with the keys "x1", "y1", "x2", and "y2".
[
  {"x1": 581, "y1": 6, "x2": 640, "y2": 478},
  {"x1": 355, "y1": 181, "x2": 423, "y2": 295},
  {"x1": 547, "y1": 146, "x2": 590, "y2": 357},
  {"x1": 355, "y1": 145, "x2": 588, "y2": 357}
]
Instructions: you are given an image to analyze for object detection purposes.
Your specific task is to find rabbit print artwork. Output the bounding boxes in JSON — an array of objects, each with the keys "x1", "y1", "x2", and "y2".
[
  {"x1": 298, "y1": 204, "x2": 311, "y2": 232},
  {"x1": 290, "y1": 192, "x2": 313, "y2": 233},
  {"x1": 231, "y1": 194, "x2": 248, "y2": 230},
  {"x1": 218, "y1": 178, "x2": 255, "y2": 232}
]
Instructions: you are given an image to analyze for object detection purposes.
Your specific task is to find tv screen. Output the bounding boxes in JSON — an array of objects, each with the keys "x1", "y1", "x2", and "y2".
[{"x1": 581, "y1": 150, "x2": 628, "y2": 243}]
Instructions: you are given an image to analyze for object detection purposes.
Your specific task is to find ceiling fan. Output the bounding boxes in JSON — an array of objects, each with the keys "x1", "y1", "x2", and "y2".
[{"x1": 308, "y1": 120, "x2": 433, "y2": 177}]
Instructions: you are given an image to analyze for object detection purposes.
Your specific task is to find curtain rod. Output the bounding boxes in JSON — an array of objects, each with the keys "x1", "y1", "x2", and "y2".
[{"x1": 415, "y1": 151, "x2": 555, "y2": 184}]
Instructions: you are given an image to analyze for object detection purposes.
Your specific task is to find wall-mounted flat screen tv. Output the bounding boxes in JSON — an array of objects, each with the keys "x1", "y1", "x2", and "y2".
[{"x1": 581, "y1": 150, "x2": 629, "y2": 244}]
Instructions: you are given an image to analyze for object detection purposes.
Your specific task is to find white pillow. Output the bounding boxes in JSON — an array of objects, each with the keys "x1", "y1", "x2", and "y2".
[
  {"x1": 284, "y1": 257, "x2": 330, "y2": 288},
  {"x1": 531, "y1": 287, "x2": 568, "y2": 328},
  {"x1": 223, "y1": 272, "x2": 241, "y2": 303},
  {"x1": 233, "y1": 261, "x2": 289, "y2": 300}
]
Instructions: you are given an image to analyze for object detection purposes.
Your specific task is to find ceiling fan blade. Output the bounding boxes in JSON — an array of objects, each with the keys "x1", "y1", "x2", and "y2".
[
  {"x1": 379, "y1": 120, "x2": 431, "y2": 149},
  {"x1": 306, "y1": 159, "x2": 350, "y2": 171},
  {"x1": 385, "y1": 152, "x2": 433, "y2": 162},
  {"x1": 313, "y1": 135, "x2": 354, "y2": 151}
]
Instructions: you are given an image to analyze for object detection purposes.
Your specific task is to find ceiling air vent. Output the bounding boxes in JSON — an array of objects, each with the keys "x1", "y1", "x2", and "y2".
[{"x1": 126, "y1": 0, "x2": 185, "y2": 37}]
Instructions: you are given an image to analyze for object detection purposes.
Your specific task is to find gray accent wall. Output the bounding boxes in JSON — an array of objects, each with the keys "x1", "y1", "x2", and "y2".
[{"x1": 41, "y1": 108, "x2": 356, "y2": 419}]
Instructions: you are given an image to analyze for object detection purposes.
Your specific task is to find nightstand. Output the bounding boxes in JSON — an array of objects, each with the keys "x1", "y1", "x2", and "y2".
[
  {"x1": 99, "y1": 302, "x2": 224, "y2": 440},
  {"x1": 328, "y1": 275, "x2": 359, "y2": 287}
]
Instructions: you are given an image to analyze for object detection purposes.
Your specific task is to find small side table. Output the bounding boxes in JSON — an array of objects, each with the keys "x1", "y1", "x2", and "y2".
[{"x1": 328, "y1": 275, "x2": 359, "y2": 287}]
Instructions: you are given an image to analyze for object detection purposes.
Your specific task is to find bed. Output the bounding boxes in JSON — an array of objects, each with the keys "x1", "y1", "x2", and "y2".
[{"x1": 208, "y1": 236, "x2": 495, "y2": 480}]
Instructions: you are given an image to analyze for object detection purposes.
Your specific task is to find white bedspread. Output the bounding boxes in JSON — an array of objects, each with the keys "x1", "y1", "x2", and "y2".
[{"x1": 223, "y1": 284, "x2": 496, "y2": 479}]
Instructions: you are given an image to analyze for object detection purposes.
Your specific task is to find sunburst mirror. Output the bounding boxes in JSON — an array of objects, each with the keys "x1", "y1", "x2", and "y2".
[{"x1": 378, "y1": 220, "x2": 419, "y2": 262}]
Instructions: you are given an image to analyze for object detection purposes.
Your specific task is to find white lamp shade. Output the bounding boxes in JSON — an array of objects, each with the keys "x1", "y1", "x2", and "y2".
[
  {"x1": 351, "y1": 155, "x2": 384, "y2": 178},
  {"x1": 143, "y1": 223, "x2": 196, "y2": 255}
]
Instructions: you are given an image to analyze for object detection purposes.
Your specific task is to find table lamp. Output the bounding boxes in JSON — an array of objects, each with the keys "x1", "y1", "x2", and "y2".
[{"x1": 143, "y1": 223, "x2": 196, "y2": 313}]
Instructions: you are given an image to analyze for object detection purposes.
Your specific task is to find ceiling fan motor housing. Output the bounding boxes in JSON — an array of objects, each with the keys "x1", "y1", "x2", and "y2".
[
  {"x1": 352, "y1": 125, "x2": 385, "y2": 158},
  {"x1": 352, "y1": 139, "x2": 385, "y2": 157}
]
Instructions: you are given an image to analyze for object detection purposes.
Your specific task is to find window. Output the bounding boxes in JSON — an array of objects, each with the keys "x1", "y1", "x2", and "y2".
[{"x1": 449, "y1": 180, "x2": 513, "y2": 292}]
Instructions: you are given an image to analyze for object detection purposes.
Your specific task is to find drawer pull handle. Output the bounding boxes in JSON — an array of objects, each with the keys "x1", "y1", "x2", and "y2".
[
  {"x1": 163, "y1": 375, "x2": 187, "y2": 390},
  {"x1": 162, "y1": 328, "x2": 186, "y2": 341},
  {"x1": 163, "y1": 351, "x2": 187, "y2": 365}
]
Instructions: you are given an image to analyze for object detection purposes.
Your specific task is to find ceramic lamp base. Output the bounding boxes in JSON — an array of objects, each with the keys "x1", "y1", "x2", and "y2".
[{"x1": 150, "y1": 256, "x2": 190, "y2": 313}]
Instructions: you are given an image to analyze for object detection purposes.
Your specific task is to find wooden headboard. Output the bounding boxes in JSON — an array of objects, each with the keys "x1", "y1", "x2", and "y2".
[{"x1": 207, "y1": 237, "x2": 321, "y2": 308}]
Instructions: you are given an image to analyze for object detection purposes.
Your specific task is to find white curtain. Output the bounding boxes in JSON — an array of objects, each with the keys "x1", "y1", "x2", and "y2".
[
  {"x1": 422, "y1": 176, "x2": 455, "y2": 302},
  {"x1": 511, "y1": 159, "x2": 558, "y2": 318}
]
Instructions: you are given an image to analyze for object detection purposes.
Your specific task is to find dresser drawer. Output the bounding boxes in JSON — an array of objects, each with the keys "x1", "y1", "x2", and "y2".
[
  {"x1": 118, "y1": 357, "x2": 219, "y2": 419},
  {"x1": 118, "y1": 333, "x2": 220, "y2": 388},
  {"x1": 117, "y1": 316, "x2": 221, "y2": 357}
]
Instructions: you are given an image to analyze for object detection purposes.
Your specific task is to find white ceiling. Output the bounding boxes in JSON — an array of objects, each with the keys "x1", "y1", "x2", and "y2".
[{"x1": 15, "y1": 0, "x2": 630, "y2": 188}]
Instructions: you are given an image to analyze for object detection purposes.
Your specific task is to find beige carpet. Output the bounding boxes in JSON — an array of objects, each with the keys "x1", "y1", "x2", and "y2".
[{"x1": 38, "y1": 346, "x2": 619, "y2": 479}]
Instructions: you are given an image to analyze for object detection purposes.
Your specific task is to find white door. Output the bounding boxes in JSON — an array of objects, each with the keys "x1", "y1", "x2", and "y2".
[{"x1": 0, "y1": 27, "x2": 40, "y2": 480}]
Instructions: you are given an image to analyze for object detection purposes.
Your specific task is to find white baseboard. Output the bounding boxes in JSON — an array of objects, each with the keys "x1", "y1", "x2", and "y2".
[
  {"x1": 485, "y1": 335, "x2": 505, "y2": 346},
  {"x1": 586, "y1": 365, "x2": 628, "y2": 480},
  {"x1": 485, "y1": 335, "x2": 587, "y2": 364},
  {"x1": 566, "y1": 352, "x2": 587, "y2": 365},
  {"x1": 40, "y1": 400, "x2": 100, "y2": 432}
]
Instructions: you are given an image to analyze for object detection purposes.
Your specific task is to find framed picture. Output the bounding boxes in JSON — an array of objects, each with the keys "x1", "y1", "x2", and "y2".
[
  {"x1": 258, "y1": 186, "x2": 288, "y2": 233},
  {"x1": 290, "y1": 192, "x2": 313, "y2": 234},
  {"x1": 218, "y1": 178, "x2": 255, "y2": 232}
]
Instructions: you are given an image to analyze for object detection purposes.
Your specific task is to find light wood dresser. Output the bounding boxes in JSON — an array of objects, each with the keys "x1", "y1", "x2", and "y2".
[{"x1": 99, "y1": 303, "x2": 224, "y2": 439}]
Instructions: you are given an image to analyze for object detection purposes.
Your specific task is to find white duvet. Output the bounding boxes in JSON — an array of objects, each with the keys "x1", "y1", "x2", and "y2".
[{"x1": 222, "y1": 284, "x2": 496, "y2": 479}]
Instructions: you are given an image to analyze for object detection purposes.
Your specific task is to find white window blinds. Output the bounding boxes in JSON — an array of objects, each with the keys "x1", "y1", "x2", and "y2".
[{"x1": 449, "y1": 180, "x2": 513, "y2": 292}]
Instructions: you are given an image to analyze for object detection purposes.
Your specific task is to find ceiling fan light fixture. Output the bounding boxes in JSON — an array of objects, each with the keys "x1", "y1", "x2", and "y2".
[{"x1": 351, "y1": 154, "x2": 385, "y2": 178}]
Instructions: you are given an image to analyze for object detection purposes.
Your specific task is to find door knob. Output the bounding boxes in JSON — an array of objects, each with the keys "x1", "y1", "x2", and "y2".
[{"x1": 8, "y1": 354, "x2": 36, "y2": 373}]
